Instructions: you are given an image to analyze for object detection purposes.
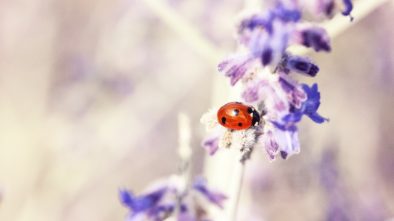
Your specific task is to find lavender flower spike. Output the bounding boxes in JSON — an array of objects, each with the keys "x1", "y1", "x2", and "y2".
[{"x1": 203, "y1": 0, "x2": 354, "y2": 162}]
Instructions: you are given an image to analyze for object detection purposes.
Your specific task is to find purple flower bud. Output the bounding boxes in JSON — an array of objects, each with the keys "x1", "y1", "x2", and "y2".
[
  {"x1": 324, "y1": 1, "x2": 335, "y2": 17},
  {"x1": 238, "y1": 14, "x2": 273, "y2": 34},
  {"x1": 300, "y1": 27, "x2": 331, "y2": 52},
  {"x1": 281, "y1": 54, "x2": 320, "y2": 77},
  {"x1": 280, "y1": 150, "x2": 288, "y2": 159},
  {"x1": 342, "y1": 0, "x2": 353, "y2": 17},
  {"x1": 261, "y1": 49, "x2": 273, "y2": 66}
]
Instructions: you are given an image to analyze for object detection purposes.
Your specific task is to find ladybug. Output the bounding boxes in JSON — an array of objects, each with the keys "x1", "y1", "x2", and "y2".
[{"x1": 217, "y1": 102, "x2": 261, "y2": 130}]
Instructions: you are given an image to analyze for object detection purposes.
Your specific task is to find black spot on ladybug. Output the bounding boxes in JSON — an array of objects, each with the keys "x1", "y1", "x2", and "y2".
[
  {"x1": 238, "y1": 122, "x2": 243, "y2": 127},
  {"x1": 221, "y1": 117, "x2": 227, "y2": 124},
  {"x1": 247, "y1": 107, "x2": 253, "y2": 113},
  {"x1": 233, "y1": 109, "x2": 239, "y2": 116}
]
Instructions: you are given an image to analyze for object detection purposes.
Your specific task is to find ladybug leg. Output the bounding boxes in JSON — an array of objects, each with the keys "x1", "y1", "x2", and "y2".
[
  {"x1": 220, "y1": 129, "x2": 233, "y2": 148},
  {"x1": 251, "y1": 109, "x2": 261, "y2": 126}
]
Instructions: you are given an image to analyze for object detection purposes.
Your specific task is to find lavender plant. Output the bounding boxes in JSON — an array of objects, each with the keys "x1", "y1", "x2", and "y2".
[{"x1": 201, "y1": 0, "x2": 353, "y2": 162}]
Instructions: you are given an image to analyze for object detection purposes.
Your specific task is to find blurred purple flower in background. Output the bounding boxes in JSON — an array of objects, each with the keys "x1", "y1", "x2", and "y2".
[
  {"x1": 193, "y1": 177, "x2": 227, "y2": 209},
  {"x1": 119, "y1": 176, "x2": 226, "y2": 221},
  {"x1": 318, "y1": 148, "x2": 352, "y2": 221},
  {"x1": 119, "y1": 188, "x2": 169, "y2": 220},
  {"x1": 318, "y1": 147, "x2": 390, "y2": 221}
]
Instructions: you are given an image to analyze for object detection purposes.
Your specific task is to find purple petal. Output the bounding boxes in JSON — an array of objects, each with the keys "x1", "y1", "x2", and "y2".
[
  {"x1": 278, "y1": 76, "x2": 296, "y2": 92},
  {"x1": 284, "y1": 55, "x2": 319, "y2": 77},
  {"x1": 193, "y1": 178, "x2": 227, "y2": 208},
  {"x1": 283, "y1": 112, "x2": 303, "y2": 123},
  {"x1": 259, "y1": 125, "x2": 301, "y2": 160},
  {"x1": 342, "y1": 0, "x2": 353, "y2": 16},
  {"x1": 218, "y1": 56, "x2": 253, "y2": 86},
  {"x1": 119, "y1": 188, "x2": 167, "y2": 213},
  {"x1": 202, "y1": 136, "x2": 219, "y2": 155},
  {"x1": 242, "y1": 86, "x2": 259, "y2": 103},
  {"x1": 281, "y1": 83, "x2": 328, "y2": 124},
  {"x1": 278, "y1": 130, "x2": 300, "y2": 159},
  {"x1": 271, "y1": 121, "x2": 298, "y2": 132},
  {"x1": 238, "y1": 14, "x2": 272, "y2": 33},
  {"x1": 178, "y1": 211, "x2": 196, "y2": 221},
  {"x1": 260, "y1": 130, "x2": 279, "y2": 160},
  {"x1": 308, "y1": 112, "x2": 329, "y2": 123},
  {"x1": 119, "y1": 189, "x2": 135, "y2": 209}
]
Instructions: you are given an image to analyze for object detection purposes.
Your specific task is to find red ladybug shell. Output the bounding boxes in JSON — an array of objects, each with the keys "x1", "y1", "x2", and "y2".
[{"x1": 217, "y1": 102, "x2": 260, "y2": 130}]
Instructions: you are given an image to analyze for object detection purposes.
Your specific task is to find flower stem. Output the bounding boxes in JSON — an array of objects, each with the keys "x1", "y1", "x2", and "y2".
[
  {"x1": 228, "y1": 162, "x2": 246, "y2": 221},
  {"x1": 174, "y1": 113, "x2": 192, "y2": 218}
]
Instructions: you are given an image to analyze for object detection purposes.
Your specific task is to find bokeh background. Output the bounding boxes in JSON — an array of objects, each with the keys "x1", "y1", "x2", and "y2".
[{"x1": 0, "y1": 0, "x2": 393, "y2": 220}]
